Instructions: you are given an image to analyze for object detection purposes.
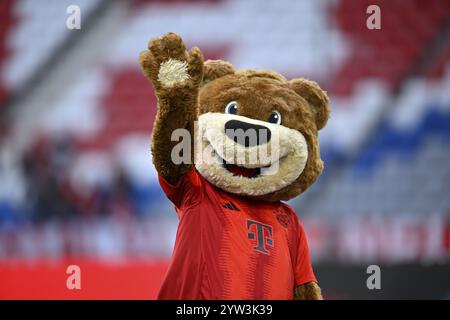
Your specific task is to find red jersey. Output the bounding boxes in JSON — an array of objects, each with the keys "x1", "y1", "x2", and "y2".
[{"x1": 157, "y1": 168, "x2": 317, "y2": 300}]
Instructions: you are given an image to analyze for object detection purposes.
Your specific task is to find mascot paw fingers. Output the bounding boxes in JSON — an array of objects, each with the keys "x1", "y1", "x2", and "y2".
[{"x1": 141, "y1": 32, "x2": 204, "y2": 89}]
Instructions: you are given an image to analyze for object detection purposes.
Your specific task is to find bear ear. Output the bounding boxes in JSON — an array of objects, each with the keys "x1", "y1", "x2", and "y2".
[
  {"x1": 290, "y1": 78, "x2": 330, "y2": 130},
  {"x1": 202, "y1": 59, "x2": 235, "y2": 85}
]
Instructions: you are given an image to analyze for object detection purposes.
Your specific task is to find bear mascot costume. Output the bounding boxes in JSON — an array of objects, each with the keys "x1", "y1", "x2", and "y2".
[{"x1": 139, "y1": 32, "x2": 330, "y2": 300}]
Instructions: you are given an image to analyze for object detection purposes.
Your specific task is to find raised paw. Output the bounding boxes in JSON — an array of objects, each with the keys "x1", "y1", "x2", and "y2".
[{"x1": 139, "y1": 32, "x2": 204, "y2": 89}]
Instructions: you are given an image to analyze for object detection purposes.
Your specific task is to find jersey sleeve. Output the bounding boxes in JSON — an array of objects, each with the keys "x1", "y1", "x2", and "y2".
[
  {"x1": 293, "y1": 216, "x2": 317, "y2": 286},
  {"x1": 158, "y1": 167, "x2": 203, "y2": 216}
]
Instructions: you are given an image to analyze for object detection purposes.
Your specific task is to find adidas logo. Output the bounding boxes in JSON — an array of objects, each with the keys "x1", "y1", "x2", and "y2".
[{"x1": 222, "y1": 201, "x2": 240, "y2": 211}]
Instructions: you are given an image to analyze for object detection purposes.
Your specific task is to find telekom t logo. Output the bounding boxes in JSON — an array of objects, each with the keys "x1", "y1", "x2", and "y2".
[{"x1": 247, "y1": 219, "x2": 273, "y2": 254}]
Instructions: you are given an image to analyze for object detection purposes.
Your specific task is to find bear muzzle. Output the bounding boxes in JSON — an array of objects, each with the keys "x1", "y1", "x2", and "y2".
[{"x1": 224, "y1": 120, "x2": 272, "y2": 147}]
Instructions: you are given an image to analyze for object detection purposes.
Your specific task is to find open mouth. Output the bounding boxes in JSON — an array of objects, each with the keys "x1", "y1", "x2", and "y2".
[
  {"x1": 221, "y1": 157, "x2": 272, "y2": 178},
  {"x1": 224, "y1": 161, "x2": 261, "y2": 178}
]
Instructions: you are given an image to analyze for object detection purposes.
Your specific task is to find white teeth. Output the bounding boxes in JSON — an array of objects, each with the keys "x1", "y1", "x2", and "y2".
[
  {"x1": 217, "y1": 151, "x2": 281, "y2": 176},
  {"x1": 216, "y1": 151, "x2": 281, "y2": 176},
  {"x1": 260, "y1": 160, "x2": 280, "y2": 176}
]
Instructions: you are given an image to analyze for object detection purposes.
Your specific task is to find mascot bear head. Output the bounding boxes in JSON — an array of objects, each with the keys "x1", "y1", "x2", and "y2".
[
  {"x1": 194, "y1": 60, "x2": 330, "y2": 202},
  {"x1": 140, "y1": 32, "x2": 330, "y2": 203}
]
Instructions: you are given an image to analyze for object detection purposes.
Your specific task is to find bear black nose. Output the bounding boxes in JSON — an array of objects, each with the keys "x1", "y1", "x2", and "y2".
[{"x1": 225, "y1": 120, "x2": 272, "y2": 147}]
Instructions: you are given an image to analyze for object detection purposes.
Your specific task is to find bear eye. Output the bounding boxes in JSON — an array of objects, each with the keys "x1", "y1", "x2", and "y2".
[
  {"x1": 225, "y1": 101, "x2": 238, "y2": 115},
  {"x1": 268, "y1": 111, "x2": 282, "y2": 125}
]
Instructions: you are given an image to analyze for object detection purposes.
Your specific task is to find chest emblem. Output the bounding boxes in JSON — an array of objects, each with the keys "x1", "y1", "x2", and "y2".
[
  {"x1": 274, "y1": 209, "x2": 290, "y2": 228},
  {"x1": 247, "y1": 219, "x2": 273, "y2": 255}
]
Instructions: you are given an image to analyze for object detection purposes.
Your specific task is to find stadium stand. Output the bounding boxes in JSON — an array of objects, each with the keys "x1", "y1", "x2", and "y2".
[
  {"x1": 0, "y1": 0, "x2": 101, "y2": 107},
  {"x1": 308, "y1": 73, "x2": 450, "y2": 217},
  {"x1": 331, "y1": 0, "x2": 450, "y2": 95},
  {"x1": 0, "y1": 0, "x2": 449, "y2": 298},
  {"x1": 0, "y1": 0, "x2": 17, "y2": 106}
]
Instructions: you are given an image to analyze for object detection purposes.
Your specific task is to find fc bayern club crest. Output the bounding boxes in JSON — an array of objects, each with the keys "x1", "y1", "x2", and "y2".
[{"x1": 274, "y1": 210, "x2": 290, "y2": 228}]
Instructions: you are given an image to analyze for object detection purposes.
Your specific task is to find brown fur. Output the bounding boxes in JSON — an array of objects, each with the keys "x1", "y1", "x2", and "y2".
[
  {"x1": 139, "y1": 33, "x2": 203, "y2": 184},
  {"x1": 140, "y1": 32, "x2": 329, "y2": 299},
  {"x1": 198, "y1": 69, "x2": 329, "y2": 201},
  {"x1": 203, "y1": 59, "x2": 235, "y2": 84},
  {"x1": 294, "y1": 282, "x2": 323, "y2": 300}
]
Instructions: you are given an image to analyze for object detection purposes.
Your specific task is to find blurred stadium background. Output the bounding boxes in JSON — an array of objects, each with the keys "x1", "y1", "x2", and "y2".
[{"x1": 0, "y1": 0, "x2": 449, "y2": 299}]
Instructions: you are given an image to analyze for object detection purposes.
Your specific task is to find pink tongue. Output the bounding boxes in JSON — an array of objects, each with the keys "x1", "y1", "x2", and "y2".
[{"x1": 226, "y1": 164, "x2": 258, "y2": 178}]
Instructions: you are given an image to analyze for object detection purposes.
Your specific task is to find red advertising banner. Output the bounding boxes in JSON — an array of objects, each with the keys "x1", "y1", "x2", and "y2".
[{"x1": 0, "y1": 259, "x2": 169, "y2": 299}]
